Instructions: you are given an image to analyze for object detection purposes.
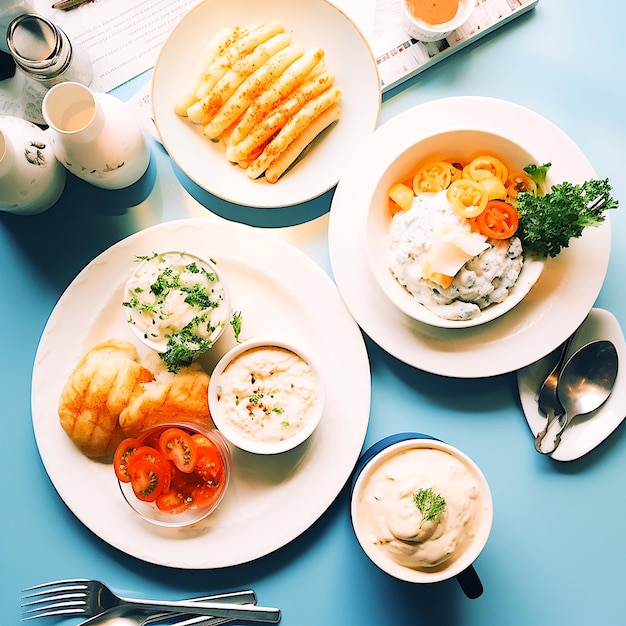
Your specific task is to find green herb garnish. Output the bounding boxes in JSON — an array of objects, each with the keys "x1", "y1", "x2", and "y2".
[
  {"x1": 160, "y1": 315, "x2": 220, "y2": 373},
  {"x1": 413, "y1": 488, "x2": 446, "y2": 528},
  {"x1": 517, "y1": 167, "x2": 618, "y2": 258},
  {"x1": 181, "y1": 283, "x2": 219, "y2": 309},
  {"x1": 230, "y1": 310, "x2": 243, "y2": 342},
  {"x1": 523, "y1": 162, "x2": 551, "y2": 187}
]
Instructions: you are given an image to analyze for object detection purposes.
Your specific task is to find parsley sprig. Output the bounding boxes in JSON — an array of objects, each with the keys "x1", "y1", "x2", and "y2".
[
  {"x1": 517, "y1": 165, "x2": 618, "y2": 258},
  {"x1": 413, "y1": 488, "x2": 446, "y2": 528}
]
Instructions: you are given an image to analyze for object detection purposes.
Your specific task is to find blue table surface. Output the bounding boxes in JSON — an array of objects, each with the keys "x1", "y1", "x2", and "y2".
[{"x1": 3, "y1": 1, "x2": 626, "y2": 624}]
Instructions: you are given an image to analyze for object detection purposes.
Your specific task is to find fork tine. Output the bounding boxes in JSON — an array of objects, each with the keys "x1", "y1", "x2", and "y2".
[
  {"x1": 22, "y1": 579, "x2": 89, "y2": 594},
  {"x1": 21, "y1": 583, "x2": 89, "y2": 621},
  {"x1": 20, "y1": 601, "x2": 86, "y2": 621},
  {"x1": 21, "y1": 591, "x2": 86, "y2": 607}
]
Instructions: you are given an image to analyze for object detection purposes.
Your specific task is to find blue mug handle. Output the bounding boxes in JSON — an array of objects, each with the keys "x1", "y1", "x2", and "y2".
[{"x1": 350, "y1": 432, "x2": 484, "y2": 599}]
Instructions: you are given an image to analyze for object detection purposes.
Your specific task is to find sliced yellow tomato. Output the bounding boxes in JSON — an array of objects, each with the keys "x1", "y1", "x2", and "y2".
[
  {"x1": 471, "y1": 170, "x2": 507, "y2": 200},
  {"x1": 412, "y1": 161, "x2": 452, "y2": 193},
  {"x1": 446, "y1": 179, "x2": 488, "y2": 218},
  {"x1": 388, "y1": 182, "x2": 414, "y2": 212},
  {"x1": 467, "y1": 155, "x2": 508, "y2": 183},
  {"x1": 445, "y1": 161, "x2": 464, "y2": 183},
  {"x1": 505, "y1": 170, "x2": 538, "y2": 199}
]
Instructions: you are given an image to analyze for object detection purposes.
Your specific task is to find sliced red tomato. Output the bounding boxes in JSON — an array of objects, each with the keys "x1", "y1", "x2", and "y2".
[
  {"x1": 194, "y1": 445, "x2": 225, "y2": 485},
  {"x1": 129, "y1": 455, "x2": 169, "y2": 502},
  {"x1": 191, "y1": 483, "x2": 223, "y2": 509},
  {"x1": 127, "y1": 445, "x2": 171, "y2": 492},
  {"x1": 155, "y1": 487, "x2": 192, "y2": 514},
  {"x1": 475, "y1": 200, "x2": 519, "y2": 239},
  {"x1": 191, "y1": 433, "x2": 212, "y2": 448},
  {"x1": 113, "y1": 438, "x2": 142, "y2": 483},
  {"x1": 158, "y1": 428, "x2": 197, "y2": 473}
]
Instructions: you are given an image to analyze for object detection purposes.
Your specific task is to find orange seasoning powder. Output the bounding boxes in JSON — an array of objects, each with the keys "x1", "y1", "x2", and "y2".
[{"x1": 406, "y1": 0, "x2": 460, "y2": 25}]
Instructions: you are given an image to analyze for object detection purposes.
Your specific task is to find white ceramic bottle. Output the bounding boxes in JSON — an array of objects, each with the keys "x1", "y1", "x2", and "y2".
[
  {"x1": 0, "y1": 114, "x2": 66, "y2": 215},
  {"x1": 42, "y1": 82, "x2": 150, "y2": 190}
]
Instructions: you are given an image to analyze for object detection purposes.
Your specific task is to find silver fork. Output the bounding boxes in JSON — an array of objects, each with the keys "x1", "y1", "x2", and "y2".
[
  {"x1": 21, "y1": 579, "x2": 280, "y2": 623},
  {"x1": 533, "y1": 332, "x2": 577, "y2": 453},
  {"x1": 75, "y1": 590, "x2": 257, "y2": 626}
]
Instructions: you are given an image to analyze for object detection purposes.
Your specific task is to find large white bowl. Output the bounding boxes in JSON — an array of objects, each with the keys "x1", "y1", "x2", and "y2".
[
  {"x1": 366, "y1": 129, "x2": 546, "y2": 329},
  {"x1": 152, "y1": 0, "x2": 380, "y2": 210}
]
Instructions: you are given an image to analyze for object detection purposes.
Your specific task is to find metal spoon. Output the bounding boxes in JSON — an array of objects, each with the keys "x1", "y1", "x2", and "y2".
[{"x1": 536, "y1": 340, "x2": 618, "y2": 455}]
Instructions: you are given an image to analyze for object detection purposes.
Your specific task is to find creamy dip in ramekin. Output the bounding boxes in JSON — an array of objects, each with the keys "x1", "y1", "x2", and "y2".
[
  {"x1": 123, "y1": 251, "x2": 230, "y2": 370},
  {"x1": 209, "y1": 339, "x2": 325, "y2": 454},
  {"x1": 351, "y1": 436, "x2": 492, "y2": 583}
]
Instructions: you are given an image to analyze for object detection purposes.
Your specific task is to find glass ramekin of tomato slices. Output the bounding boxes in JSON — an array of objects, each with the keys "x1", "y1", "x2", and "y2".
[{"x1": 114, "y1": 422, "x2": 231, "y2": 527}]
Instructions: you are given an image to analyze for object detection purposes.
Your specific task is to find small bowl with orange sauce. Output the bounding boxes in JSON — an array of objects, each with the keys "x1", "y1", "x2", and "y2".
[{"x1": 401, "y1": 0, "x2": 474, "y2": 42}]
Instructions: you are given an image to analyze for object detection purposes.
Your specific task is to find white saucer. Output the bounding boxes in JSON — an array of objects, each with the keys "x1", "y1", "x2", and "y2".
[{"x1": 517, "y1": 308, "x2": 626, "y2": 461}]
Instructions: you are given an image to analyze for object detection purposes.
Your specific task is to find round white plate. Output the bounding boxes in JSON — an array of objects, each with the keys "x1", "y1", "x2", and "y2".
[
  {"x1": 328, "y1": 96, "x2": 611, "y2": 378},
  {"x1": 152, "y1": 0, "x2": 380, "y2": 209},
  {"x1": 517, "y1": 308, "x2": 626, "y2": 462},
  {"x1": 31, "y1": 219, "x2": 371, "y2": 568}
]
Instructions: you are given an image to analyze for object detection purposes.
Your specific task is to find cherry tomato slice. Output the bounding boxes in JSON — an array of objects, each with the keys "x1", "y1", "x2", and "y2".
[
  {"x1": 191, "y1": 483, "x2": 223, "y2": 509},
  {"x1": 191, "y1": 433, "x2": 212, "y2": 447},
  {"x1": 113, "y1": 438, "x2": 142, "y2": 483},
  {"x1": 505, "y1": 171, "x2": 538, "y2": 199},
  {"x1": 129, "y1": 455, "x2": 169, "y2": 502},
  {"x1": 412, "y1": 161, "x2": 452, "y2": 193},
  {"x1": 467, "y1": 155, "x2": 508, "y2": 183},
  {"x1": 158, "y1": 428, "x2": 197, "y2": 473},
  {"x1": 446, "y1": 179, "x2": 488, "y2": 218},
  {"x1": 127, "y1": 446, "x2": 171, "y2": 493},
  {"x1": 194, "y1": 445, "x2": 225, "y2": 485},
  {"x1": 475, "y1": 200, "x2": 519, "y2": 239},
  {"x1": 155, "y1": 486, "x2": 192, "y2": 514}
]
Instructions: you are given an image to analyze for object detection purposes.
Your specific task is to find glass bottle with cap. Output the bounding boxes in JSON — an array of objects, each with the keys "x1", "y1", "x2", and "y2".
[{"x1": 6, "y1": 13, "x2": 92, "y2": 88}]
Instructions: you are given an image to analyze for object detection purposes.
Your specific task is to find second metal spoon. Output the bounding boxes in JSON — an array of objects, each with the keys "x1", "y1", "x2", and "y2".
[{"x1": 537, "y1": 340, "x2": 618, "y2": 455}]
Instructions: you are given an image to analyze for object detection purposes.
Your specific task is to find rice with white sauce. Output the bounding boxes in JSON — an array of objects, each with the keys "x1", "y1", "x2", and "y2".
[{"x1": 387, "y1": 191, "x2": 523, "y2": 321}]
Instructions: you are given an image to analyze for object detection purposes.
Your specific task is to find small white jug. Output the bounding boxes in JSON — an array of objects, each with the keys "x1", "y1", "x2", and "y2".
[
  {"x1": 0, "y1": 115, "x2": 66, "y2": 215},
  {"x1": 42, "y1": 82, "x2": 150, "y2": 190}
]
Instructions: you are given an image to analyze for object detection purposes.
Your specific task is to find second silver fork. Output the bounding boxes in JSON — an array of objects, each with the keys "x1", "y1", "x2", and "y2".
[
  {"x1": 76, "y1": 589, "x2": 257, "y2": 626},
  {"x1": 534, "y1": 329, "x2": 579, "y2": 453}
]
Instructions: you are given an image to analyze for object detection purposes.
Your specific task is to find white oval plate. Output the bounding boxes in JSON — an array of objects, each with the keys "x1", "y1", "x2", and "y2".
[
  {"x1": 328, "y1": 96, "x2": 611, "y2": 378},
  {"x1": 517, "y1": 308, "x2": 626, "y2": 462},
  {"x1": 152, "y1": 0, "x2": 380, "y2": 209},
  {"x1": 31, "y1": 218, "x2": 371, "y2": 568}
]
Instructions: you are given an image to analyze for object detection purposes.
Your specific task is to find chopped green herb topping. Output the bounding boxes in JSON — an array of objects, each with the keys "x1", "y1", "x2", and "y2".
[{"x1": 413, "y1": 487, "x2": 446, "y2": 528}]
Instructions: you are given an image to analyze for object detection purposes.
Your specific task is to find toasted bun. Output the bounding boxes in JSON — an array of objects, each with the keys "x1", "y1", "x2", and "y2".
[
  {"x1": 119, "y1": 351, "x2": 213, "y2": 438},
  {"x1": 58, "y1": 339, "x2": 154, "y2": 458}
]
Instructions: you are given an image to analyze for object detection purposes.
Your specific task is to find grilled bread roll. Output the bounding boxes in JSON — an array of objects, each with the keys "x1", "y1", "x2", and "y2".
[
  {"x1": 58, "y1": 339, "x2": 154, "y2": 458},
  {"x1": 119, "y1": 351, "x2": 212, "y2": 438}
]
